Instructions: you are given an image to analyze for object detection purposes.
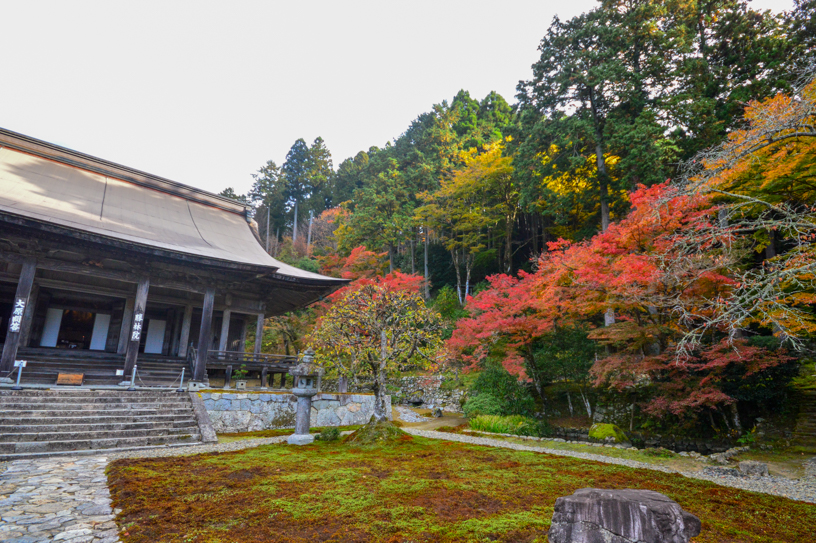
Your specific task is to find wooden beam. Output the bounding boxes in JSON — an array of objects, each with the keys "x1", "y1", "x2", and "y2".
[
  {"x1": 117, "y1": 297, "x2": 135, "y2": 354},
  {"x1": 254, "y1": 314, "x2": 265, "y2": 356},
  {"x1": 123, "y1": 277, "x2": 149, "y2": 378},
  {"x1": 0, "y1": 258, "x2": 37, "y2": 379},
  {"x1": 19, "y1": 283, "x2": 39, "y2": 348},
  {"x1": 193, "y1": 287, "x2": 215, "y2": 382},
  {"x1": 178, "y1": 304, "x2": 194, "y2": 359},
  {"x1": 218, "y1": 309, "x2": 231, "y2": 353}
]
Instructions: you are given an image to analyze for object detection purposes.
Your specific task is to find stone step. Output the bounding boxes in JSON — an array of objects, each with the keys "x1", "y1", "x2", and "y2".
[
  {"x1": 0, "y1": 425, "x2": 199, "y2": 443},
  {"x1": 0, "y1": 440, "x2": 208, "y2": 461},
  {"x1": 0, "y1": 389, "x2": 189, "y2": 405},
  {"x1": 0, "y1": 394, "x2": 192, "y2": 404},
  {"x1": 0, "y1": 407, "x2": 194, "y2": 420},
  {"x1": 0, "y1": 432, "x2": 201, "y2": 456},
  {"x1": 0, "y1": 413, "x2": 198, "y2": 426},
  {"x1": 0, "y1": 401, "x2": 192, "y2": 410},
  {"x1": 0, "y1": 418, "x2": 199, "y2": 433}
]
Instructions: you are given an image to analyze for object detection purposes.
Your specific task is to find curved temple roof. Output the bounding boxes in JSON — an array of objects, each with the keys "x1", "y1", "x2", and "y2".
[{"x1": 0, "y1": 128, "x2": 345, "y2": 286}]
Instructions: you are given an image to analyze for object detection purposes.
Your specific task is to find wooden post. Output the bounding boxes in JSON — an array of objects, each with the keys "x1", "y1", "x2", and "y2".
[
  {"x1": 123, "y1": 277, "x2": 149, "y2": 378},
  {"x1": 280, "y1": 373, "x2": 287, "y2": 389},
  {"x1": 224, "y1": 365, "x2": 232, "y2": 389},
  {"x1": 254, "y1": 313, "x2": 264, "y2": 355},
  {"x1": 218, "y1": 309, "x2": 231, "y2": 353},
  {"x1": 0, "y1": 258, "x2": 37, "y2": 380},
  {"x1": 193, "y1": 288, "x2": 215, "y2": 383},
  {"x1": 117, "y1": 296, "x2": 135, "y2": 354},
  {"x1": 19, "y1": 283, "x2": 39, "y2": 348},
  {"x1": 177, "y1": 304, "x2": 193, "y2": 358},
  {"x1": 260, "y1": 367, "x2": 268, "y2": 390}
]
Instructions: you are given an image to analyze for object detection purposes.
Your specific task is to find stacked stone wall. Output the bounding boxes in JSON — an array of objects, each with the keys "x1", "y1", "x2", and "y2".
[
  {"x1": 322, "y1": 375, "x2": 467, "y2": 413},
  {"x1": 201, "y1": 392, "x2": 389, "y2": 433}
]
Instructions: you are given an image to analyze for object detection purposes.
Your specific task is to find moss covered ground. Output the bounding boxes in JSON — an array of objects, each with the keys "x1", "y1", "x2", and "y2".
[{"x1": 107, "y1": 435, "x2": 815, "y2": 543}]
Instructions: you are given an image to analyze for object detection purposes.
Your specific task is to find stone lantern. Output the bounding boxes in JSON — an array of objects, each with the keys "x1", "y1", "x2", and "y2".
[{"x1": 287, "y1": 348, "x2": 324, "y2": 445}]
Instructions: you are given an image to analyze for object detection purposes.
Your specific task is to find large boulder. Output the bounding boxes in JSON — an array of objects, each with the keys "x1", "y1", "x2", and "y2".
[
  {"x1": 588, "y1": 423, "x2": 628, "y2": 444},
  {"x1": 549, "y1": 488, "x2": 701, "y2": 543}
]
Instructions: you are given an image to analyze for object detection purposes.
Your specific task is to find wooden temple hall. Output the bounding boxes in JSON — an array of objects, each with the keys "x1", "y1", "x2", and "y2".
[{"x1": 0, "y1": 128, "x2": 346, "y2": 387}]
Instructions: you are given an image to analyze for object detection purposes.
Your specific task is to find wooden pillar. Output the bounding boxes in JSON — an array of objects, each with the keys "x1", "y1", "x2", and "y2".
[
  {"x1": 240, "y1": 318, "x2": 248, "y2": 351},
  {"x1": 260, "y1": 367, "x2": 268, "y2": 390},
  {"x1": 117, "y1": 296, "x2": 135, "y2": 354},
  {"x1": 170, "y1": 309, "x2": 183, "y2": 356},
  {"x1": 0, "y1": 258, "x2": 37, "y2": 380},
  {"x1": 218, "y1": 309, "x2": 231, "y2": 353},
  {"x1": 280, "y1": 372, "x2": 287, "y2": 389},
  {"x1": 177, "y1": 304, "x2": 193, "y2": 359},
  {"x1": 19, "y1": 283, "x2": 39, "y2": 348},
  {"x1": 254, "y1": 313, "x2": 264, "y2": 355},
  {"x1": 193, "y1": 288, "x2": 215, "y2": 383},
  {"x1": 224, "y1": 365, "x2": 232, "y2": 389},
  {"x1": 123, "y1": 277, "x2": 150, "y2": 378}
]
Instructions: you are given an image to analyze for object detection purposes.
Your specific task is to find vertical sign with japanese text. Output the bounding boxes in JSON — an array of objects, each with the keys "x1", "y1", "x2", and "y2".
[
  {"x1": 131, "y1": 311, "x2": 144, "y2": 342},
  {"x1": 8, "y1": 297, "x2": 25, "y2": 334}
]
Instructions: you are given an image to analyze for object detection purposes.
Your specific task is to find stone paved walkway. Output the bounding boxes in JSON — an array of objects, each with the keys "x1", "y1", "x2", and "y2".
[
  {"x1": 0, "y1": 437, "x2": 291, "y2": 543},
  {"x1": 0, "y1": 457, "x2": 120, "y2": 543}
]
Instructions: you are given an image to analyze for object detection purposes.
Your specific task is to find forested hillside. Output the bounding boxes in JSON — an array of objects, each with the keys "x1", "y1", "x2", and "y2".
[{"x1": 222, "y1": 0, "x2": 816, "y2": 438}]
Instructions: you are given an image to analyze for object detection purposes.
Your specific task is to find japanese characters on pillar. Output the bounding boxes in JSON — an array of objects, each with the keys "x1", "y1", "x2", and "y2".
[
  {"x1": 8, "y1": 298, "x2": 26, "y2": 333},
  {"x1": 131, "y1": 311, "x2": 144, "y2": 342}
]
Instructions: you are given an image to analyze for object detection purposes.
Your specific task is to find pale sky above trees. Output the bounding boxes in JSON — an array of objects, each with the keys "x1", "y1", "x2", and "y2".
[{"x1": 0, "y1": 0, "x2": 792, "y2": 196}]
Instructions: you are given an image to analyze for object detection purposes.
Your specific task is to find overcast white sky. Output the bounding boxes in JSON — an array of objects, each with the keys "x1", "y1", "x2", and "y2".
[{"x1": 0, "y1": 0, "x2": 794, "y2": 196}]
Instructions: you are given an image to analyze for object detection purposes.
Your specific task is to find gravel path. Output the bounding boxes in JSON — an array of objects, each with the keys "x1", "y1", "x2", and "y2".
[{"x1": 404, "y1": 428, "x2": 816, "y2": 504}]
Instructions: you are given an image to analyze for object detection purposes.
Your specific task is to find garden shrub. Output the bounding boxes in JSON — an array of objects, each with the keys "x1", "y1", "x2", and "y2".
[
  {"x1": 316, "y1": 427, "x2": 340, "y2": 441},
  {"x1": 468, "y1": 365, "x2": 536, "y2": 416},
  {"x1": 469, "y1": 415, "x2": 549, "y2": 437},
  {"x1": 462, "y1": 393, "x2": 504, "y2": 418}
]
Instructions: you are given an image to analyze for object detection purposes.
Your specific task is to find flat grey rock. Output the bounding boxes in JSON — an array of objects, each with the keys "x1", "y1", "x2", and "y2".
[
  {"x1": 739, "y1": 461, "x2": 769, "y2": 477},
  {"x1": 286, "y1": 434, "x2": 314, "y2": 446},
  {"x1": 548, "y1": 488, "x2": 701, "y2": 543}
]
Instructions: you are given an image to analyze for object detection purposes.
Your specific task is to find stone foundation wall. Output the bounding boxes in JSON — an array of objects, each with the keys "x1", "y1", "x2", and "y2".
[
  {"x1": 321, "y1": 375, "x2": 467, "y2": 413},
  {"x1": 201, "y1": 392, "x2": 390, "y2": 433}
]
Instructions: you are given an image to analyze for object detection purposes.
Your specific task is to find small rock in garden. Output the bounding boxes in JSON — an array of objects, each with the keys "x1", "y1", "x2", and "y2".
[
  {"x1": 703, "y1": 466, "x2": 741, "y2": 478},
  {"x1": 679, "y1": 451, "x2": 690, "y2": 457},
  {"x1": 432, "y1": 407, "x2": 443, "y2": 418},
  {"x1": 739, "y1": 461, "x2": 769, "y2": 477},
  {"x1": 548, "y1": 488, "x2": 701, "y2": 543}
]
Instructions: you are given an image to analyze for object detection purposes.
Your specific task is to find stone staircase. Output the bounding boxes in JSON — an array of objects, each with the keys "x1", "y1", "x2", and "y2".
[
  {"x1": 0, "y1": 389, "x2": 203, "y2": 460},
  {"x1": 11, "y1": 348, "x2": 195, "y2": 387},
  {"x1": 793, "y1": 390, "x2": 816, "y2": 451}
]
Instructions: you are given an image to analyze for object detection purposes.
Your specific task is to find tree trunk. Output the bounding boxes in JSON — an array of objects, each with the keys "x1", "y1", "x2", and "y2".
[
  {"x1": 372, "y1": 331, "x2": 390, "y2": 422},
  {"x1": 505, "y1": 219, "x2": 513, "y2": 273},
  {"x1": 424, "y1": 226, "x2": 430, "y2": 299},
  {"x1": 388, "y1": 244, "x2": 394, "y2": 273},
  {"x1": 411, "y1": 239, "x2": 416, "y2": 274},
  {"x1": 588, "y1": 86, "x2": 610, "y2": 233},
  {"x1": 292, "y1": 201, "x2": 299, "y2": 242},
  {"x1": 579, "y1": 388, "x2": 592, "y2": 419},
  {"x1": 452, "y1": 249, "x2": 464, "y2": 305},
  {"x1": 566, "y1": 390, "x2": 574, "y2": 417},
  {"x1": 730, "y1": 403, "x2": 742, "y2": 433}
]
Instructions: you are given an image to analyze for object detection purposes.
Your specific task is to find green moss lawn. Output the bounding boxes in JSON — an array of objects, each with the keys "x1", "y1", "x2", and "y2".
[{"x1": 107, "y1": 435, "x2": 815, "y2": 543}]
